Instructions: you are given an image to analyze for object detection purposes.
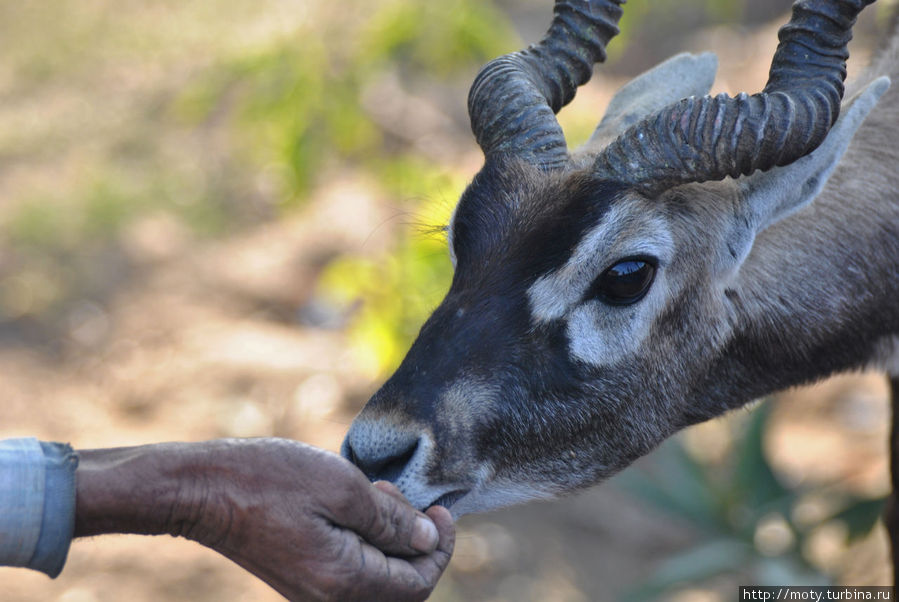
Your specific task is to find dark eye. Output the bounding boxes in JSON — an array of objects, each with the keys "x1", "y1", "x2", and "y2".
[{"x1": 586, "y1": 257, "x2": 657, "y2": 306}]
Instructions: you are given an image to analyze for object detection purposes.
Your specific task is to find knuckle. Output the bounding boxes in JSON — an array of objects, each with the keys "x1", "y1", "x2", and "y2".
[
  {"x1": 330, "y1": 476, "x2": 369, "y2": 519},
  {"x1": 308, "y1": 555, "x2": 363, "y2": 601},
  {"x1": 406, "y1": 583, "x2": 433, "y2": 602},
  {"x1": 373, "y1": 494, "x2": 416, "y2": 548},
  {"x1": 310, "y1": 573, "x2": 350, "y2": 602}
]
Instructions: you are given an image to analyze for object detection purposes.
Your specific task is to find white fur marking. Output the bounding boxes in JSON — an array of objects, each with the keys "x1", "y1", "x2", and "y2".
[
  {"x1": 526, "y1": 202, "x2": 674, "y2": 366},
  {"x1": 450, "y1": 479, "x2": 556, "y2": 518}
]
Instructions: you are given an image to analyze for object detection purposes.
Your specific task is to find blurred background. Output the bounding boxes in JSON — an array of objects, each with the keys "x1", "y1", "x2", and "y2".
[{"x1": 1, "y1": 0, "x2": 896, "y2": 600}]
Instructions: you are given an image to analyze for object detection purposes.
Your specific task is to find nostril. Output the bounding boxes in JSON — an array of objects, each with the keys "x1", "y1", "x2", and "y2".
[
  {"x1": 371, "y1": 438, "x2": 418, "y2": 483},
  {"x1": 342, "y1": 428, "x2": 420, "y2": 483}
]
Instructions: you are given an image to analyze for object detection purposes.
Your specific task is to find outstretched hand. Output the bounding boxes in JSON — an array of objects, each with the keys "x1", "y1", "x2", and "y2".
[{"x1": 75, "y1": 438, "x2": 455, "y2": 601}]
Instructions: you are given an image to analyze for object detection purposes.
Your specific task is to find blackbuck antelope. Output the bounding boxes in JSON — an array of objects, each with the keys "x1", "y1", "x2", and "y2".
[{"x1": 342, "y1": 0, "x2": 899, "y2": 554}]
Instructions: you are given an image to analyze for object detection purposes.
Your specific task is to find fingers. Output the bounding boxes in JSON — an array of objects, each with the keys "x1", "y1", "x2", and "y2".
[
  {"x1": 368, "y1": 484, "x2": 440, "y2": 555},
  {"x1": 209, "y1": 441, "x2": 456, "y2": 601},
  {"x1": 425, "y1": 504, "x2": 454, "y2": 548},
  {"x1": 373, "y1": 506, "x2": 455, "y2": 601},
  {"x1": 343, "y1": 508, "x2": 455, "y2": 602},
  {"x1": 372, "y1": 480, "x2": 442, "y2": 551},
  {"x1": 327, "y1": 477, "x2": 439, "y2": 557},
  {"x1": 423, "y1": 505, "x2": 455, "y2": 566},
  {"x1": 370, "y1": 483, "x2": 454, "y2": 557},
  {"x1": 373, "y1": 480, "x2": 404, "y2": 500}
]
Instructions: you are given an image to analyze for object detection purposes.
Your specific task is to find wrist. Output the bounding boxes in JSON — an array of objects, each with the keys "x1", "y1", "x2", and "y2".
[{"x1": 74, "y1": 443, "x2": 201, "y2": 539}]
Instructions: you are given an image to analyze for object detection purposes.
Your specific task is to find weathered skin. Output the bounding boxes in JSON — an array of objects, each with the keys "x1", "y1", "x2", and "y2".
[
  {"x1": 75, "y1": 439, "x2": 454, "y2": 601},
  {"x1": 342, "y1": 2, "x2": 899, "y2": 518}
]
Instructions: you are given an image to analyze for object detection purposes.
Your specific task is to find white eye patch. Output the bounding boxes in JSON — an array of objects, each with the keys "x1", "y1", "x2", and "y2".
[
  {"x1": 527, "y1": 202, "x2": 674, "y2": 366},
  {"x1": 565, "y1": 302, "x2": 650, "y2": 365}
]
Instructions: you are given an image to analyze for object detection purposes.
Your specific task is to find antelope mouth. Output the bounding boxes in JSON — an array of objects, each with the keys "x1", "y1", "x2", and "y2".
[{"x1": 430, "y1": 489, "x2": 469, "y2": 510}]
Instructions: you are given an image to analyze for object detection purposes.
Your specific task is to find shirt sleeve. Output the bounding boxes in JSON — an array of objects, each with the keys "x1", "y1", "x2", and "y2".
[{"x1": 0, "y1": 437, "x2": 78, "y2": 578}]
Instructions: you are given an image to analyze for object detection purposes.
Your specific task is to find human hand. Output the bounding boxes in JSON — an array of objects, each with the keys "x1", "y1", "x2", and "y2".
[{"x1": 75, "y1": 438, "x2": 455, "y2": 601}]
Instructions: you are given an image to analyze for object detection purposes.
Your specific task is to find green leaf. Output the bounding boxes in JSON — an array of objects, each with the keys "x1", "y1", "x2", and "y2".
[
  {"x1": 620, "y1": 539, "x2": 753, "y2": 602},
  {"x1": 615, "y1": 439, "x2": 726, "y2": 531},
  {"x1": 751, "y1": 556, "x2": 830, "y2": 586},
  {"x1": 829, "y1": 496, "x2": 888, "y2": 543},
  {"x1": 733, "y1": 401, "x2": 791, "y2": 513}
]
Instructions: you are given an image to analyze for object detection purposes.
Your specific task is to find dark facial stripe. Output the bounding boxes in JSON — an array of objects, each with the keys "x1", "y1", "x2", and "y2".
[{"x1": 451, "y1": 157, "x2": 628, "y2": 292}]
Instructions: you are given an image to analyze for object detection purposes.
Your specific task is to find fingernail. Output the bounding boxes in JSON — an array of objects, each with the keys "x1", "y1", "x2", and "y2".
[{"x1": 411, "y1": 515, "x2": 438, "y2": 553}]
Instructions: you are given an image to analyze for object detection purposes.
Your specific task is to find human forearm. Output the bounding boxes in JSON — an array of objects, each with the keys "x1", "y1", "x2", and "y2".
[
  {"x1": 74, "y1": 443, "x2": 198, "y2": 539},
  {"x1": 74, "y1": 438, "x2": 454, "y2": 601}
]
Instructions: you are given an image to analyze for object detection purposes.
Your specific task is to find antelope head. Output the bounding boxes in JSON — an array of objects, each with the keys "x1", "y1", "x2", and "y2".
[{"x1": 342, "y1": 0, "x2": 890, "y2": 516}]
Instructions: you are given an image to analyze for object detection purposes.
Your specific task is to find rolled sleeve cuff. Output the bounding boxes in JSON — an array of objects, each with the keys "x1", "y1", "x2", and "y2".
[{"x1": 0, "y1": 438, "x2": 78, "y2": 578}]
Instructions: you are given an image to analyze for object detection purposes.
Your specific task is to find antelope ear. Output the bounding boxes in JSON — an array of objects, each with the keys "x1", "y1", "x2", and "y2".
[
  {"x1": 579, "y1": 52, "x2": 718, "y2": 154},
  {"x1": 738, "y1": 76, "x2": 891, "y2": 233}
]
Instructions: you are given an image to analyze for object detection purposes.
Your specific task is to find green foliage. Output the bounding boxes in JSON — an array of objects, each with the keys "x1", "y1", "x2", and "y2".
[
  {"x1": 175, "y1": 0, "x2": 514, "y2": 206},
  {"x1": 830, "y1": 497, "x2": 887, "y2": 544},
  {"x1": 614, "y1": 0, "x2": 745, "y2": 56},
  {"x1": 7, "y1": 176, "x2": 139, "y2": 257},
  {"x1": 616, "y1": 402, "x2": 887, "y2": 599},
  {"x1": 620, "y1": 540, "x2": 756, "y2": 602},
  {"x1": 319, "y1": 158, "x2": 461, "y2": 375},
  {"x1": 8, "y1": 201, "x2": 69, "y2": 251},
  {"x1": 362, "y1": 0, "x2": 518, "y2": 75},
  {"x1": 1, "y1": 0, "x2": 514, "y2": 329},
  {"x1": 187, "y1": 0, "x2": 513, "y2": 374}
]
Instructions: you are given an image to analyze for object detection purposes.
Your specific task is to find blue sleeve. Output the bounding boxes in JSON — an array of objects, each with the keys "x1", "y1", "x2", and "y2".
[{"x1": 0, "y1": 437, "x2": 78, "y2": 578}]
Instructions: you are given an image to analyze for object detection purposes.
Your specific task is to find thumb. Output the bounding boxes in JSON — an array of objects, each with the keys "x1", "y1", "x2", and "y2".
[{"x1": 336, "y1": 481, "x2": 439, "y2": 557}]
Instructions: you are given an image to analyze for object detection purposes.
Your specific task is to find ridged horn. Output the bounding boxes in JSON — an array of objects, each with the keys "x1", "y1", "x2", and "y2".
[
  {"x1": 468, "y1": 0, "x2": 626, "y2": 171},
  {"x1": 593, "y1": 0, "x2": 875, "y2": 194}
]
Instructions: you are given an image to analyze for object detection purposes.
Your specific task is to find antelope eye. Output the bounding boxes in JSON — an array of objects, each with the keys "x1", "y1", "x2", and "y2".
[{"x1": 587, "y1": 257, "x2": 657, "y2": 306}]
